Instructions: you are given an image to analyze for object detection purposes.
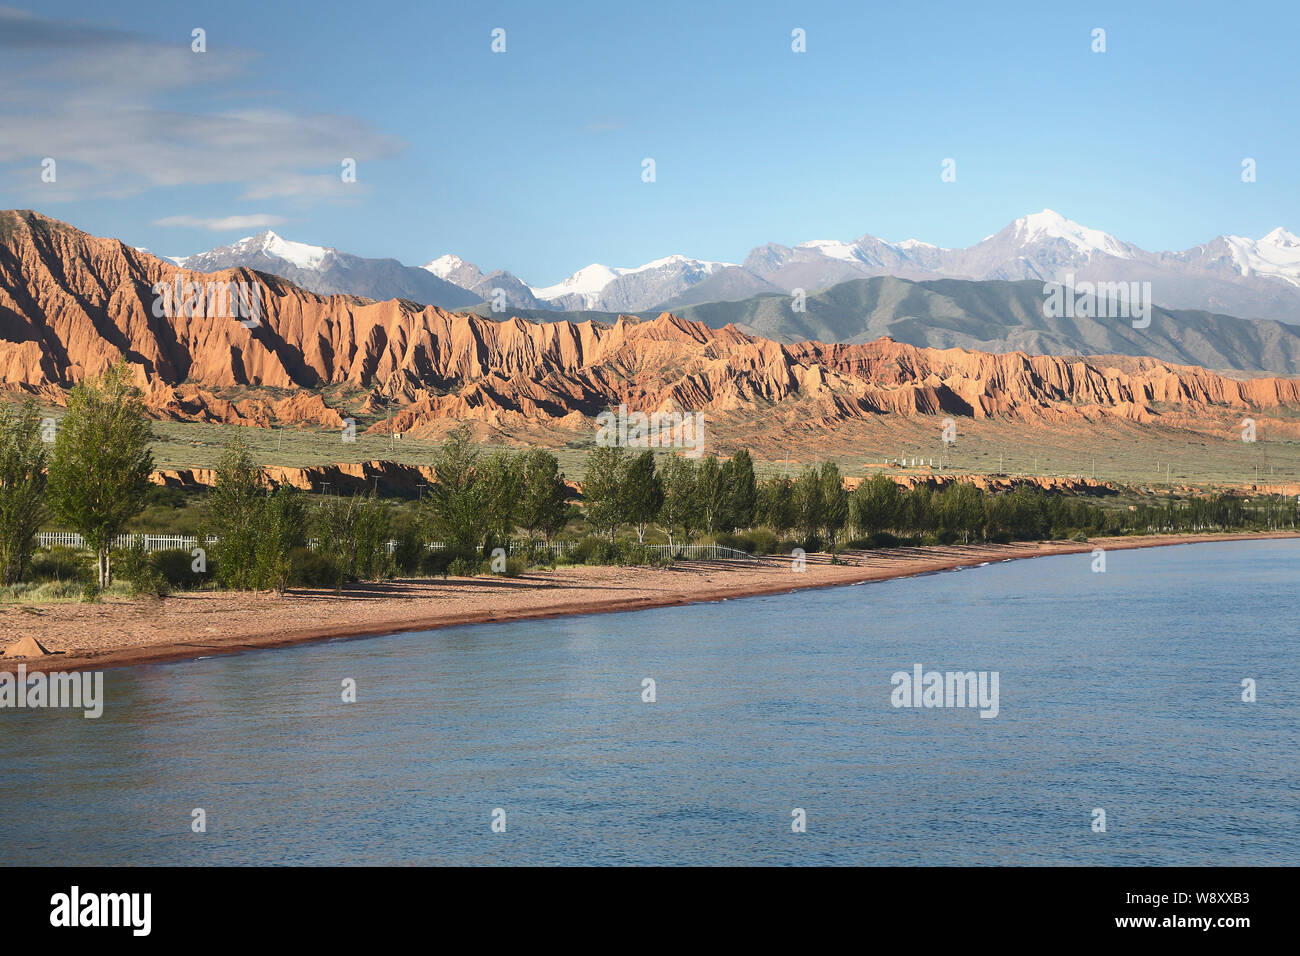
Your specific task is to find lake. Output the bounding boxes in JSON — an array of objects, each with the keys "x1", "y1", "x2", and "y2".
[{"x1": 2, "y1": 539, "x2": 1297, "y2": 865}]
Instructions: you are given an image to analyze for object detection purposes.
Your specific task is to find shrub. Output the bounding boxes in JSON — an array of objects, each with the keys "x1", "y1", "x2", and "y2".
[
  {"x1": 0, "y1": 580, "x2": 75, "y2": 603},
  {"x1": 843, "y1": 531, "x2": 906, "y2": 550},
  {"x1": 447, "y1": 556, "x2": 479, "y2": 577},
  {"x1": 712, "y1": 531, "x2": 754, "y2": 553},
  {"x1": 577, "y1": 537, "x2": 624, "y2": 565},
  {"x1": 114, "y1": 540, "x2": 148, "y2": 585},
  {"x1": 30, "y1": 546, "x2": 92, "y2": 582},
  {"x1": 620, "y1": 542, "x2": 671, "y2": 567},
  {"x1": 127, "y1": 569, "x2": 169, "y2": 598},
  {"x1": 391, "y1": 521, "x2": 424, "y2": 575},
  {"x1": 151, "y1": 548, "x2": 204, "y2": 590},
  {"x1": 255, "y1": 487, "x2": 307, "y2": 593},
  {"x1": 290, "y1": 547, "x2": 338, "y2": 588},
  {"x1": 420, "y1": 548, "x2": 457, "y2": 578},
  {"x1": 114, "y1": 540, "x2": 169, "y2": 597},
  {"x1": 313, "y1": 492, "x2": 391, "y2": 587},
  {"x1": 0, "y1": 399, "x2": 49, "y2": 585},
  {"x1": 747, "y1": 528, "x2": 779, "y2": 555},
  {"x1": 487, "y1": 555, "x2": 526, "y2": 577}
]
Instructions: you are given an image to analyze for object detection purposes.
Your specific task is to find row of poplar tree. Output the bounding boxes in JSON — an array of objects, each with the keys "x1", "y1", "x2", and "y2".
[{"x1": 2, "y1": 362, "x2": 1288, "y2": 593}]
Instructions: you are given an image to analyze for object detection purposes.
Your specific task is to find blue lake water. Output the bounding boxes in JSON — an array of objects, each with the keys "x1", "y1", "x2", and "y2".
[{"x1": 2, "y1": 539, "x2": 1297, "y2": 866}]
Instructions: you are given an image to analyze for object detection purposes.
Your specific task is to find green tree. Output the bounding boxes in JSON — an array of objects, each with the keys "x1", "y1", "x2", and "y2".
[
  {"x1": 850, "y1": 472, "x2": 901, "y2": 538},
  {"x1": 758, "y1": 475, "x2": 796, "y2": 538},
  {"x1": 819, "y1": 461, "x2": 849, "y2": 547},
  {"x1": 479, "y1": 450, "x2": 522, "y2": 551},
  {"x1": 899, "y1": 486, "x2": 937, "y2": 537},
  {"x1": 695, "y1": 455, "x2": 728, "y2": 534},
  {"x1": 0, "y1": 400, "x2": 49, "y2": 584},
  {"x1": 583, "y1": 444, "x2": 626, "y2": 540},
  {"x1": 939, "y1": 481, "x2": 985, "y2": 544},
  {"x1": 517, "y1": 449, "x2": 570, "y2": 544},
  {"x1": 314, "y1": 492, "x2": 392, "y2": 589},
  {"x1": 791, "y1": 467, "x2": 824, "y2": 547},
  {"x1": 423, "y1": 425, "x2": 487, "y2": 557},
  {"x1": 725, "y1": 450, "x2": 757, "y2": 531},
  {"x1": 622, "y1": 450, "x2": 663, "y2": 544},
  {"x1": 48, "y1": 362, "x2": 154, "y2": 588},
  {"x1": 203, "y1": 439, "x2": 267, "y2": 590},
  {"x1": 657, "y1": 455, "x2": 699, "y2": 550},
  {"x1": 253, "y1": 486, "x2": 307, "y2": 594},
  {"x1": 353, "y1": 492, "x2": 393, "y2": 580}
]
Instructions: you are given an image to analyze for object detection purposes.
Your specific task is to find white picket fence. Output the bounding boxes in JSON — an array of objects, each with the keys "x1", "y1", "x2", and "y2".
[
  {"x1": 37, "y1": 532, "x2": 200, "y2": 552},
  {"x1": 647, "y1": 544, "x2": 760, "y2": 562},
  {"x1": 504, "y1": 539, "x2": 580, "y2": 558},
  {"x1": 35, "y1": 534, "x2": 752, "y2": 562}
]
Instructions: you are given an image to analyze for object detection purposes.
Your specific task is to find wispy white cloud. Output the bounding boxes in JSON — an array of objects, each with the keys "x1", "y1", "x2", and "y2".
[
  {"x1": 0, "y1": 7, "x2": 403, "y2": 203},
  {"x1": 151, "y1": 214, "x2": 287, "y2": 231}
]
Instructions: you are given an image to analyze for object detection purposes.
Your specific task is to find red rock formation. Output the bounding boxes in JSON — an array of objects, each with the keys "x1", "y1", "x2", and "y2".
[
  {"x1": 150, "y1": 459, "x2": 584, "y2": 498},
  {"x1": 4, "y1": 210, "x2": 1300, "y2": 440},
  {"x1": 151, "y1": 460, "x2": 438, "y2": 495}
]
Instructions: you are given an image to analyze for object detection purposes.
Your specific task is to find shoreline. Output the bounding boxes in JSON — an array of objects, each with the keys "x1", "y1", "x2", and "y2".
[{"x1": 4, "y1": 531, "x2": 1295, "y2": 674}]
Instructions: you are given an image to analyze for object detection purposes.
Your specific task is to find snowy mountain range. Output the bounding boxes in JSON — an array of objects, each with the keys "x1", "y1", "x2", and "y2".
[
  {"x1": 174, "y1": 231, "x2": 480, "y2": 309},
  {"x1": 162, "y1": 210, "x2": 1300, "y2": 322}
]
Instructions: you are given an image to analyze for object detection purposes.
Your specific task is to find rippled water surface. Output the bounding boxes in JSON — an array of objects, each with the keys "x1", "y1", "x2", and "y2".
[{"x1": 2, "y1": 539, "x2": 1297, "y2": 865}]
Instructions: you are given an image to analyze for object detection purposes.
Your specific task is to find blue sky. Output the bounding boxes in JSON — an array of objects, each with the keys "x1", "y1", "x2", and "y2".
[{"x1": 2, "y1": 0, "x2": 1296, "y2": 284}]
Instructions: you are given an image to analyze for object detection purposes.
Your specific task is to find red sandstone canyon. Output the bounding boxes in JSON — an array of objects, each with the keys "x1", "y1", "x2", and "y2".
[{"x1": 3, "y1": 210, "x2": 1298, "y2": 449}]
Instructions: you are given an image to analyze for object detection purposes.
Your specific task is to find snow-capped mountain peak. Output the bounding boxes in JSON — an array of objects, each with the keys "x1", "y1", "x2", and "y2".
[
  {"x1": 1261, "y1": 226, "x2": 1300, "y2": 247},
  {"x1": 630, "y1": 253, "x2": 734, "y2": 274},
  {"x1": 170, "y1": 231, "x2": 324, "y2": 270},
  {"x1": 421, "y1": 253, "x2": 487, "y2": 285},
  {"x1": 213, "y1": 230, "x2": 332, "y2": 270},
  {"x1": 1222, "y1": 227, "x2": 1300, "y2": 286},
  {"x1": 532, "y1": 263, "x2": 627, "y2": 303},
  {"x1": 422, "y1": 254, "x2": 467, "y2": 278},
  {"x1": 162, "y1": 210, "x2": 1300, "y2": 321},
  {"x1": 795, "y1": 239, "x2": 861, "y2": 263},
  {"x1": 1006, "y1": 209, "x2": 1134, "y2": 259},
  {"x1": 529, "y1": 256, "x2": 736, "y2": 309}
]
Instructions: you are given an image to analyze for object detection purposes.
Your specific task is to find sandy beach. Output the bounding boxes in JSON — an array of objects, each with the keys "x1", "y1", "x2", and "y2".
[{"x1": 2, "y1": 532, "x2": 1294, "y2": 673}]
